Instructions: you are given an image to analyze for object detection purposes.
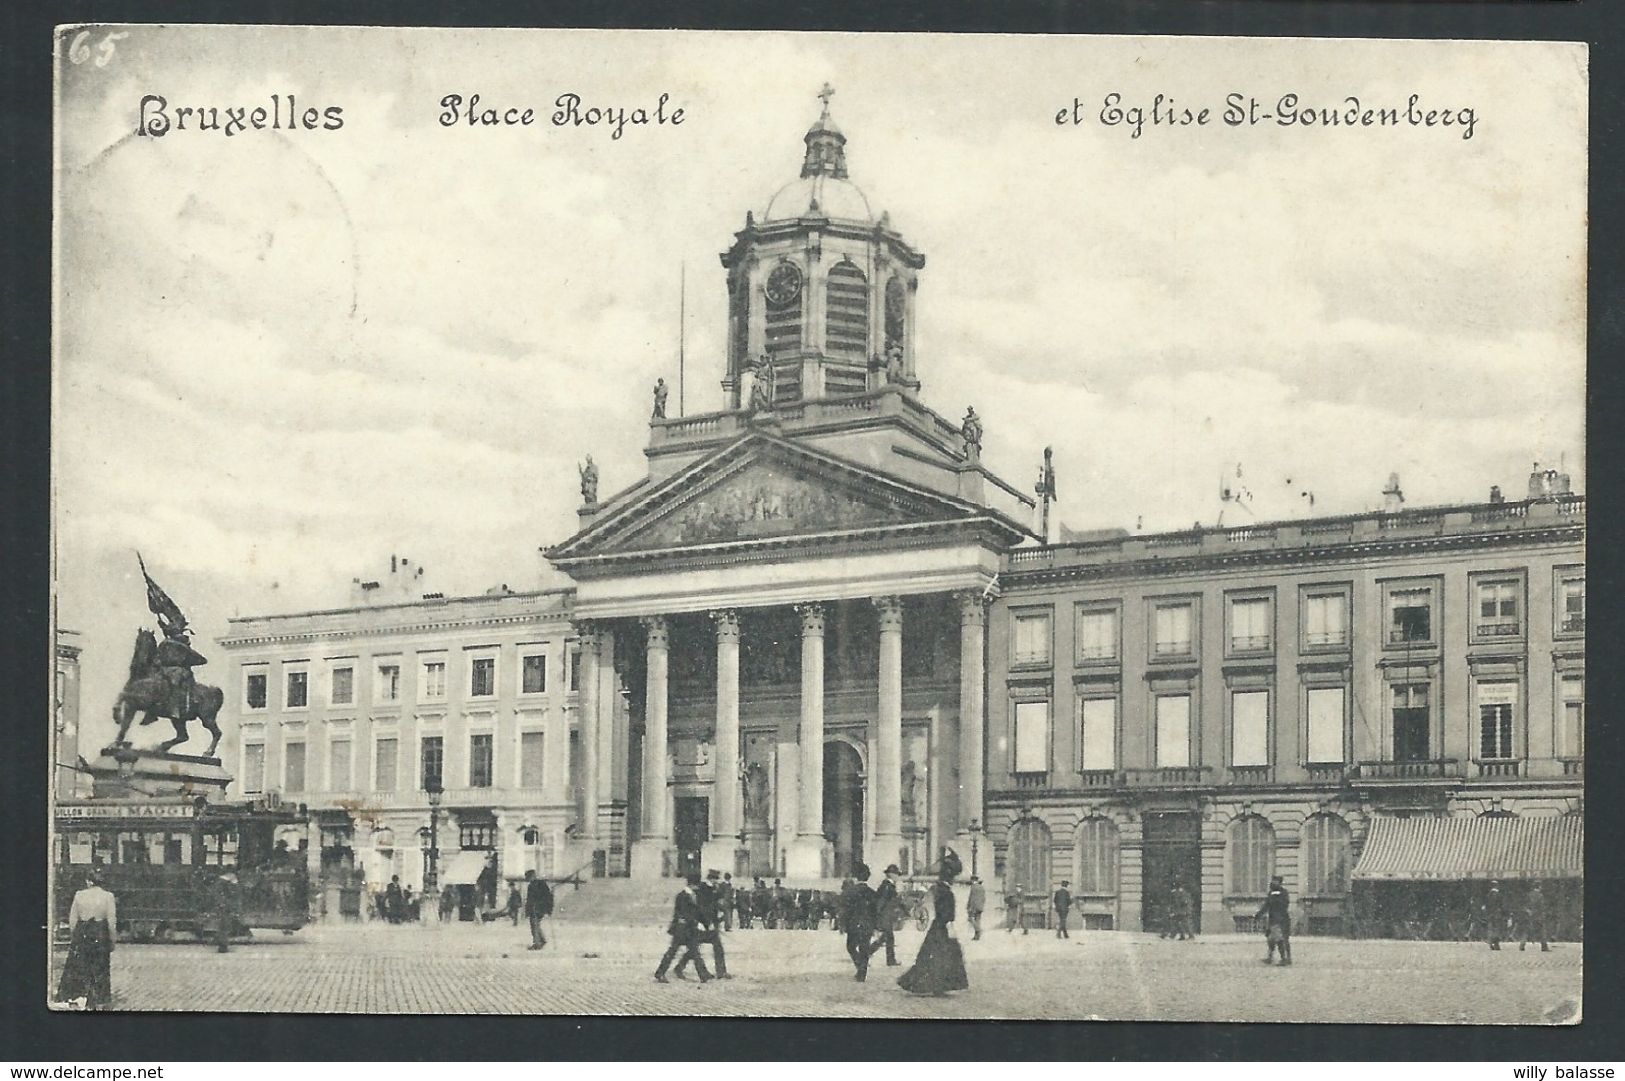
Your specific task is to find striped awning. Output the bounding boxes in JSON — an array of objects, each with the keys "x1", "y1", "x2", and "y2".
[{"x1": 1353, "y1": 815, "x2": 1582, "y2": 881}]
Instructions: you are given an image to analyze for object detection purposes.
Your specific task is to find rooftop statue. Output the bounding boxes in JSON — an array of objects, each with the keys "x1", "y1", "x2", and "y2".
[
  {"x1": 960, "y1": 406, "x2": 983, "y2": 462},
  {"x1": 579, "y1": 454, "x2": 600, "y2": 504},
  {"x1": 749, "y1": 354, "x2": 777, "y2": 414},
  {"x1": 652, "y1": 377, "x2": 669, "y2": 419},
  {"x1": 112, "y1": 554, "x2": 225, "y2": 757}
]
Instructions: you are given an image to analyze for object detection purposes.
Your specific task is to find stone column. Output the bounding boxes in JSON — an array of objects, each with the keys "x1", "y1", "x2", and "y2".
[
  {"x1": 575, "y1": 623, "x2": 601, "y2": 848},
  {"x1": 702, "y1": 610, "x2": 743, "y2": 874},
  {"x1": 542, "y1": 645, "x2": 570, "y2": 809},
  {"x1": 631, "y1": 616, "x2": 671, "y2": 879},
  {"x1": 955, "y1": 590, "x2": 988, "y2": 854},
  {"x1": 788, "y1": 602, "x2": 832, "y2": 877},
  {"x1": 873, "y1": 595, "x2": 906, "y2": 868}
]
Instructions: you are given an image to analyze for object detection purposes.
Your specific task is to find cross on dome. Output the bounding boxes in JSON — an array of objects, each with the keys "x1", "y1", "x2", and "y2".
[{"x1": 817, "y1": 81, "x2": 835, "y2": 116}]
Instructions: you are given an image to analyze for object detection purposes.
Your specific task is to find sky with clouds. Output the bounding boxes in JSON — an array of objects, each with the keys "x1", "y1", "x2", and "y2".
[{"x1": 53, "y1": 28, "x2": 1586, "y2": 753}]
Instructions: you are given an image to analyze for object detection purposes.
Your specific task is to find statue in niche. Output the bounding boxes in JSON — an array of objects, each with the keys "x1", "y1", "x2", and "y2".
[
  {"x1": 652, "y1": 378, "x2": 668, "y2": 419},
  {"x1": 744, "y1": 762, "x2": 771, "y2": 822},
  {"x1": 749, "y1": 355, "x2": 776, "y2": 413},
  {"x1": 900, "y1": 760, "x2": 921, "y2": 824},
  {"x1": 885, "y1": 342, "x2": 905, "y2": 384},
  {"x1": 578, "y1": 454, "x2": 599, "y2": 504}
]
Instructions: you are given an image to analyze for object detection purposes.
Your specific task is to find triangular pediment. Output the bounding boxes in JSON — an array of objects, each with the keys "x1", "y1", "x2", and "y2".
[{"x1": 550, "y1": 433, "x2": 1005, "y2": 564}]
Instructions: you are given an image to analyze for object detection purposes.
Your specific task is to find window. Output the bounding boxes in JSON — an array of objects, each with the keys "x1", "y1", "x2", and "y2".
[
  {"x1": 568, "y1": 648, "x2": 582, "y2": 692},
  {"x1": 420, "y1": 736, "x2": 444, "y2": 791},
  {"x1": 420, "y1": 657, "x2": 447, "y2": 701},
  {"x1": 243, "y1": 743, "x2": 266, "y2": 793},
  {"x1": 470, "y1": 656, "x2": 496, "y2": 698},
  {"x1": 1558, "y1": 575, "x2": 1585, "y2": 635},
  {"x1": 328, "y1": 738, "x2": 352, "y2": 792},
  {"x1": 460, "y1": 824, "x2": 498, "y2": 850},
  {"x1": 285, "y1": 669, "x2": 308, "y2": 709},
  {"x1": 1474, "y1": 579, "x2": 1520, "y2": 638},
  {"x1": 376, "y1": 663, "x2": 401, "y2": 703},
  {"x1": 1387, "y1": 587, "x2": 1433, "y2": 645},
  {"x1": 375, "y1": 737, "x2": 398, "y2": 793},
  {"x1": 284, "y1": 742, "x2": 306, "y2": 793},
  {"x1": 520, "y1": 731, "x2": 545, "y2": 788},
  {"x1": 763, "y1": 262, "x2": 803, "y2": 359},
  {"x1": 1391, "y1": 683, "x2": 1431, "y2": 762},
  {"x1": 521, "y1": 652, "x2": 547, "y2": 695},
  {"x1": 1075, "y1": 818, "x2": 1119, "y2": 895},
  {"x1": 1304, "y1": 591, "x2": 1348, "y2": 648},
  {"x1": 245, "y1": 671, "x2": 268, "y2": 711},
  {"x1": 1231, "y1": 690, "x2": 1269, "y2": 767},
  {"x1": 1228, "y1": 815, "x2": 1275, "y2": 896},
  {"x1": 1076, "y1": 606, "x2": 1119, "y2": 662},
  {"x1": 329, "y1": 664, "x2": 355, "y2": 706},
  {"x1": 1229, "y1": 597, "x2": 1271, "y2": 653},
  {"x1": 1013, "y1": 611, "x2": 1052, "y2": 666},
  {"x1": 1154, "y1": 694, "x2": 1191, "y2": 768},
  {"x1": 1153, "y1": 603, "x2": 1194, "y2": 657},
  {"x1": 1079, "y1": 697, "x2": 1116, "y2": 771},
  {"x1": 1302, "y1": 814, "x2": 1352, "y2": 896},
  {"x1": 1306, "y1": 687, "x2": 1346, "y2": 764},
  {"x1": 1476, "y1": 682, "x2": 1517, "y2": 760},
  {"x1": 1558, "y1": 675, "x2": 1584, "y2": 758},
  {"x1": 1012, "y1": 700, "x2": 1051, "y2": 774},
  {"x1": 469, "y1": 733, "x2": 494, "y2": 788},
  {"x1": 1006, "y1": 818, "x2": 1052, "y2": 894},
  {"x1": 825, "y1": 260, "x2": 869, "y2": 357}
]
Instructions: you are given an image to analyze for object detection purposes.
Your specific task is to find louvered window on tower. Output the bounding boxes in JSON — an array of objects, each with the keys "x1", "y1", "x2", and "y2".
[
  {"x1": 825, "y1": 261, "x2": 869, "y2": 356},
  {"x1": 764, "y1": 291, "x2": 802, "y2": 358}
]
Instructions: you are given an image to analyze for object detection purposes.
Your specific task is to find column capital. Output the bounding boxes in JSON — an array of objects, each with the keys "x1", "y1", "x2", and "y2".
[
  {"x1": 795, "y1": 601, "x2": 827, "y2": 636},
  {"x1": 710, "y1": 608, "x2": 741, "y2": 642},
  {"x1": 572, "y1": 619, "x2": 606, "y2": 646},
  {"x1": 872, "y1": 594, "x2": 905, "y2": 631},
  {"x1": 955, "y1": 589, "x2": 990, "y2": 625},
  {"x1": 640, "y1": 614, "x2": 669, "y2": 649}
]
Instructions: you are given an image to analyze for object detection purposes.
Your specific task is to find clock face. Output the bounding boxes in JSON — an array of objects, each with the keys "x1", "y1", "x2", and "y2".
[{"x1": 764, "y1": 262, "x2": 803, "y2": 308}]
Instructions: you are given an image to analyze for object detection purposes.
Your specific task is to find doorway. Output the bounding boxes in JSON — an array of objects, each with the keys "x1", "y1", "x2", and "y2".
[
  {"x1": 1141, "y1": 811, "x2": 1202, "y2": 935},
  {"x1": 823, "y1": 740, "x2": 864, "y2": 877},
  {"x1": 674, "y1": 796, "x2": 709, "y2": 879}
]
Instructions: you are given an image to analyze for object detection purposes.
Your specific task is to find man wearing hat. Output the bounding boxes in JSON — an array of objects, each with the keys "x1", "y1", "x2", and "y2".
[
  {"x1": 1484, "y1": 879, "x2": 1507, "y2": 951},
  {"x1": 1052, "y1": 880, "x2": 1073, "y2": 939},
  {"x1": 966, "y1": 875, "x2": 987, "y2": 940},
  {"x1": 842, "y1": 862, "x2": 879, "y2": 980},
  {"x1": 655, "y1": 874, "x2": 712, "y2": 983},
  {"x1": 868, "y1": 863, "x2": 904, "y2": 967},
  {"x1": 211, "y1": 870, "x2": 240, "y2": 954},
  {"x1": 677, "y1": 870, "x2": 733, "y2": 979},
  {"x1": 1256, "y1": 875, "x2": 1292, "y2": 966}
]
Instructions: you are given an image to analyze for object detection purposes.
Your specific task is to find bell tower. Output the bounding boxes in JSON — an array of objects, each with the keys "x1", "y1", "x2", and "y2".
[{"x1": 719, "y1": 85, "x2": 926, "y2": 409}]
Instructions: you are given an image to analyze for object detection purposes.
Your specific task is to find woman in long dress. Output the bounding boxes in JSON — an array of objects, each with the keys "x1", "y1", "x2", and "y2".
[
  {"x1": 56, "y1": 870, "x2": 117, "y2": 1009},
  {"x1": 897, "y1": 848, "x2": 969, "y2": 997}
]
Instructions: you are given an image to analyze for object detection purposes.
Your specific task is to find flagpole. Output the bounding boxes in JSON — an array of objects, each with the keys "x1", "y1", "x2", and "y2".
[{"x1": 678, "y1": 262, "x2": 686, "y2": 418}]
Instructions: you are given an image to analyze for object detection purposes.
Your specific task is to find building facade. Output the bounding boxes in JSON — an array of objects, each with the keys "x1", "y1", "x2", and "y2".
[
  {"x1": 984, "y1": 490, "x2": 1585, "y2": 934},
  {"x1": 54, "y1": 629, "x2": 83, "y2": 799}
]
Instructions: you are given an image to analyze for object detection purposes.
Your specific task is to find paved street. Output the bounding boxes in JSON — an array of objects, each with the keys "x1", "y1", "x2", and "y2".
[{"x1": 53, "y1": 921, "x2": 1580, "y2": 1023}]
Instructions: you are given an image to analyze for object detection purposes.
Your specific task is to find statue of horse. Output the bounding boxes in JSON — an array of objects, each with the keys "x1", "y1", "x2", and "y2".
[{"x1": 112, "y1": 629, "x2": 225, "y2": 757}]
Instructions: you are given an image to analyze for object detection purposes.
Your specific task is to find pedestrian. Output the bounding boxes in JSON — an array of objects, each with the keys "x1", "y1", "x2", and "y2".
[
  {"x1": 841, "y1": 864, "x2": 878, "y2": 981},
  {"x1": 678, "y1": 870, "x2": 732, "y2": 979},
  {"x1": 898, "y1": 848, "x2": 969, "y2": 997},
  {"x1": 654, "y1": 875, "x2": 713, "y2": 984},
  {"x1": 524, "y1": 869, "x2": 553, "y2": 950},
  {"x1": 385, "y1": 875, "x2": 404, "y2": 924},
  {"x1": 1052, "y1": 880, "x2": 1072, "y2": 939},
  {"x1": 1171, "y1": 883, "x2": 1195, "y2": 941},
  {"x1": 1006, "y1": 882, "x2": 1027, "y2": 935},
  {"x1": 797, "y1": 887, "x2": 814, "y2": 930},
  {"x1": 1256, "y1": 875, "x2": 1292, "y2": 966},
  {"x1": 719, "y1": 873, "x2": 736, "y2": 931},
  {"x1": 403, "y1": 885, "x2": 416, "y2": 921},
  {"x1": 56, "y1": 869, "x2": 116, "y2": 1009},
  {"x1": 1485, "y1": 880, "x2": 1507, "y2": 951},
  {"x1": 869, "y1": 864, "x2": 904, "y2": 967},
  {"x1": 438, "y1": 883, "x2": 457, "y2": 923},
  {"x1": 753, "y1": 878, "x2": 772, "y2": 929},
  {"x1": 966, "y1": 876, "x2": 986, "y2": 940},
  {"x1": 211, "y1": 870, "x2": 239, "y2": 954},
  {"x1": 1521, "y1": 882, "x2": 1551, "y2": 952},
  {"x1": 736, "y1": 880, "x2": 754, "y2": 929},
  {"x1": 773, "y1": 878, "x2": 792, "y2": 930},
  {"x1": 506, "y1": 880, "x2": 523, "y2": 926}
]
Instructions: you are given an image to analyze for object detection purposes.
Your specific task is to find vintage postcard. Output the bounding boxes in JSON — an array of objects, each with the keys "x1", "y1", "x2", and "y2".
[{"x1": 50, "y1": 26, "x2": 1585, "y2": 1022}]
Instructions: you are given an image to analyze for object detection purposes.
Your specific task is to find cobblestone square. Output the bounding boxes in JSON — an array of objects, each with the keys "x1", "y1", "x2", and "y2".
[{"x1": 54, "y1": 922, "x2": 1581, "y2": 1024}]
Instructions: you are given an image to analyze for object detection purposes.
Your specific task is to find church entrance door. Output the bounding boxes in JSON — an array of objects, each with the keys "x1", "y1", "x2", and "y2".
[
  {"x1": 823, "y1": 740, "x2": 864, "y2": 877},
  {"x1": 674, "y1": 797, "x2": 708, "y2": 879}
]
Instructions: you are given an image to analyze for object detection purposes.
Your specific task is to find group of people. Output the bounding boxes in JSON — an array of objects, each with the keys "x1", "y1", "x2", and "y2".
[
  {"x1": 654, "y1": 852, "x2": 971, "y2": 997},
  {"x1": 1482, "y1": 879, "x2": 1553, "y2": 952}
]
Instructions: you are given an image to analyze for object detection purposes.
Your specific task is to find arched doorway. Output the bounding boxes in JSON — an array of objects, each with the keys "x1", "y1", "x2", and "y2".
[{"x1": 823, "y1": 740, "x2": 864, "y2": 877}]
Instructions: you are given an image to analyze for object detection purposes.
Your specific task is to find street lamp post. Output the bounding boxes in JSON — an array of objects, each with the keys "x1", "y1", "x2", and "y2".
[
  {"x1": 968, "y1": 819, "x2": 981, "y2": 878},
  {"x1": 424, "y1": 776, "x2": 444, "y2": 893}
]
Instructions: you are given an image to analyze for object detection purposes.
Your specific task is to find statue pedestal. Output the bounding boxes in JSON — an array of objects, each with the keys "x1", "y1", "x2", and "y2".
[
  {"x1": 785, "y1": 835, "x2": 832, "y2": 879},
  {"x1": 629, "y1": 838, "x2": 672, "y2": 880},
  {"x1": 88, "y1": 744, "x2": 233, "y2": 800}
]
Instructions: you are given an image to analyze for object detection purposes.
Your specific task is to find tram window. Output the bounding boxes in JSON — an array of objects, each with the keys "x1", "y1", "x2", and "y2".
[
  {"x1": 119, "y1": 833, "x2": 150, "y2": 864},
  {"x1": 203, "y1": 829, "x2": 239, "y2": 866},
  {"x1": 163, "y1": 835, "x2": 188, "y2": 865},
  {"x1": 66, "y1": 832, "x2": 94, "y2": 864}
]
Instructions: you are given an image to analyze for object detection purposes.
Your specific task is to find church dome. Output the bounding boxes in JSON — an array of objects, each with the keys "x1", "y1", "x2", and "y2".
[{"x1": 764, "y1": 173, "x2": 874, "y2": 223}]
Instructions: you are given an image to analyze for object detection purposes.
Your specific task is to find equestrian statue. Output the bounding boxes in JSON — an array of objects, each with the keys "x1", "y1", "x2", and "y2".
[{"x1": 111, "y1": 554, "x2": 225, "y2": 758}]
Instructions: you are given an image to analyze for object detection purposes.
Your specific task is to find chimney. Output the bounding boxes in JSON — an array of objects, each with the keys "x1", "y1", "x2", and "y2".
[
  {"x1": 1488, "y1": 485, "x2": 1504, "y2": 505},
  {"x1": 1527, "y1": 462, "x2": 1547, "y2": 501},
  {"x1": 1381, "y1": 472, "x2": 1405, "y2": 513}
]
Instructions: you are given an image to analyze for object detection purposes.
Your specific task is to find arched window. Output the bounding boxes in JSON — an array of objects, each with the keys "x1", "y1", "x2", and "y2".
[
  {"x1": 825, "y1": 261, "x2": 869, "y2": 357},
  {"x1": 763, "y1": 261, "x2": 803, "y2": 359},
  {"x1": 1301, "y1": 813, "x2": 1352, "y2": 897},
  {"x1": 1228, "y1": 814, "x2": 1276, "y2": 896},
  {"x1": 1075, "y1": 817, "x2": 1119, "y2": 895},
  {"x1": 1007, "y1": 818, "x2": 1053, "y2": 894}
]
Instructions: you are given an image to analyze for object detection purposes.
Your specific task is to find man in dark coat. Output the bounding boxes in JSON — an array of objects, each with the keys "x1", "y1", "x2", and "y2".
[
  {"x1": 1484, "y1": 880, "x2": 1507, "y2": 951},
  {"x1": 842, "y1": 862, "x2": 878, "y2": 981},
  {"x1": 773, "y1": 878, "x2": 792, "y2": 930},
  {"x1": 524, "y1": 869, "x2": 553, "y2": 950},
  {"x1": 753, "y1": 878, "x2": 773, "y2": 928},
  {"x1": 1256, "y1": 875, "x2": 1291, "y2": 966},
  {"x1": 505, "y1": 881, "x2": 523, "y2": 926},
  {"x1": 719, "y1": 873, "x2": 736, "y2": 931},
  {"x1": 1520, "y1": 882, "x2": 1551, "y2": 952},
  {"x1": 211, "y1": 871, "x2": 239, "y2": 954},
  {"x1": 966, "y1": 876, "x2": 987, "y2": 940},
  {"x1": 385, "y1": 875, "x2": 404, "y2": 924},
  {"x1": 1007, "y1": 882, "x2": 1028, "y2": 935},
  {"x1": 869, "y1": 864, "x2": 904, "y2": 966},
  {"x1": 678, "y1": 870, "x2": 732, "y2": 979},
  {"x1": 736, "y1": 880, "x2": 754, "y2": 929},
  {"x1": 654, "y1": 876, "x2": 712, "y2": 983},
  {"x1": 1052, "y1": 880, "x2": 1073, "y2": 938}
]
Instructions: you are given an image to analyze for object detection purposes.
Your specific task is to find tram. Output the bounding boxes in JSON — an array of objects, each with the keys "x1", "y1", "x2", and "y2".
[{"x1": 53, "y1": 793, "x2": 312, "y2": 941}]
